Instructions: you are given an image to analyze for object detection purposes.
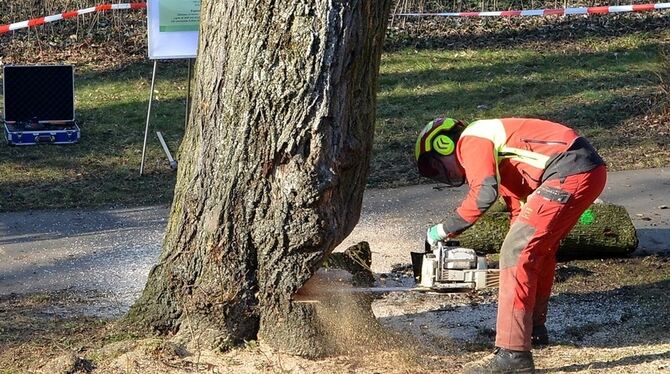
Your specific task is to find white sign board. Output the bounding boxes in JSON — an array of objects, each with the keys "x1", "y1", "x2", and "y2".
[{"x1": 147, "y1": 0, "x2": 200, "y2": 59}]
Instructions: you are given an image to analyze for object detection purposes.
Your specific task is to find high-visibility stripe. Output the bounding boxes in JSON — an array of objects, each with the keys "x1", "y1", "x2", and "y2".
[
  {"x1": 499, "y1": 147, "x2": 551, "y2": 169},
  {"x1": 461, "y1": 119, "x2": 551, "y2": 170},
  {"x1": 461, "y1": 119, "x2": 507, "y2": 153}
]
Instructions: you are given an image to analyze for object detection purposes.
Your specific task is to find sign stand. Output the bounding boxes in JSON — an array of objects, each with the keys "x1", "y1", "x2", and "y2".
[
  {"x1": 140, "y1": 60, "x2": 158, "y2": 175},
  {"x1": 140, "y1": 0, "x2": 199, "y2": 175},
  {"x1": 139, "y1": 59, "x2": 193, "y2": 175}
]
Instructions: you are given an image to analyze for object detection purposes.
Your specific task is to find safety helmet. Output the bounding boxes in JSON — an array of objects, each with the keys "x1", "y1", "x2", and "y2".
[{"x1": 415, "y1": 117, "x2": 467, "y2": 187}]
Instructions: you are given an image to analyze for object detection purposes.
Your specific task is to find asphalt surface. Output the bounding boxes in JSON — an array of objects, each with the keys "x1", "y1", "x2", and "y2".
[
  {"x1": 0, "y1": 168, "x2": 668, "y2": 313},
  {"x1": 340, "y1": 167, "x2": 670, "y2": 269}
]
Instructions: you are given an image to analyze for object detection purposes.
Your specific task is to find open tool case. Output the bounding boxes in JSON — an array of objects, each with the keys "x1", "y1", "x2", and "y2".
[{"x1": 3, "y1": 65, "x2": 80, "y2": 145}]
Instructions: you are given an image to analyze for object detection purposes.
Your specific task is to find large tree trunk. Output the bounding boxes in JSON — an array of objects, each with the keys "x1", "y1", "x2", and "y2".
[{"x1": 125, "y1": 0, "x2": 392, "y2": 357}]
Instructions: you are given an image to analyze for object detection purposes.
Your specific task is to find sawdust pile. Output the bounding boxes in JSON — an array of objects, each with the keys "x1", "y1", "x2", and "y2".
[
  {"x1": 314, "y1": 292, "x2": 420, "y2": 372},
  {"x1": 309, "y1": 285, "x2": 449, "y2": 372}
]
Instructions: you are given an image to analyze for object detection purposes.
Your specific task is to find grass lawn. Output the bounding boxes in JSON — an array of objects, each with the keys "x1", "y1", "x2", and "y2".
[
  {"x1": 372, "y1": 33, "x2": 669, "y2": 186},
  {"x1": 0, "y1": 33, "x2": 668, "y2": 211},
  {"x1": 0, "y1": 62, "x2": 189, "y2": 211}
]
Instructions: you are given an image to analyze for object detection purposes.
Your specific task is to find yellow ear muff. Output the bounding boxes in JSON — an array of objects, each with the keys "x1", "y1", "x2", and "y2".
[{"x1": 432, "y1": 134, "x2": 455, "y2": 156}]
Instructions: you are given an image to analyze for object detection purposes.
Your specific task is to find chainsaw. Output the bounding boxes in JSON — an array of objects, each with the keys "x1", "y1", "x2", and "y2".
[
  {"x1": 293, "y1": 240, "x2": 499, "y2": 303},
  {"x1": 410, "y1": 240, "x2": 500, "y2": 291}
]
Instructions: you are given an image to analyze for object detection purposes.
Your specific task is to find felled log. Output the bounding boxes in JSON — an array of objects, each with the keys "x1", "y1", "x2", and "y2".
[{"x1": 458, "y1": 202, "x2": 638, "y2": 258}]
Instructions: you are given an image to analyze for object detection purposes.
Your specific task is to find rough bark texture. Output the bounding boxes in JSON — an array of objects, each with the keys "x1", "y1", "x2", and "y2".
[
  {"x1": 126, "y1": 0, "x2": 392, "y2": 357},
  {"x1": 458, "y1": 202, "x2": 638, "y2": 258}
]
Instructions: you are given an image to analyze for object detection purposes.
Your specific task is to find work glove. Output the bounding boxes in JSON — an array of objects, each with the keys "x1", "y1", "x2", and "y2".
[{"x1": 426, "y1": 224, "x2": 449, "y2": 247}]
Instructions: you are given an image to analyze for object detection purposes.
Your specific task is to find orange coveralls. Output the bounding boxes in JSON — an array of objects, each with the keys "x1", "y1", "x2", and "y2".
[{"x1": 443, "y1": 118, "x2": 607, "y2": 351}]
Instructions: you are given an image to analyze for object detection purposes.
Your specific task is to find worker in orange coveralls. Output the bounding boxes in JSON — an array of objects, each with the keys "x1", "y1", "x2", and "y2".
[{"x1": 415, "y1": 117, "x2": 607, "y2": 374}]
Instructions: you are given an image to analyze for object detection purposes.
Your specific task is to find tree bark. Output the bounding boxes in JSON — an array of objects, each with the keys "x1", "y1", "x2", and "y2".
[{"x1": 125, "y1": 0, "x2": 392, "y2": 357}]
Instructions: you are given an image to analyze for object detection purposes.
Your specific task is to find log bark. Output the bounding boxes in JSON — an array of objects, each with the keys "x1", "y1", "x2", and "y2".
[
  {"x1": 458, "y1": 202, "x2": 638, "y2": 258},
  {"x1": 125, "y1": 0, "x2": 392, "y2": 357}
]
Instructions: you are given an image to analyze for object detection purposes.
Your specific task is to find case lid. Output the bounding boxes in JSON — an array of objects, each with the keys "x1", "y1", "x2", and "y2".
[{"x1": 3, "y1": 65, "x2": 75, "y2": 122}]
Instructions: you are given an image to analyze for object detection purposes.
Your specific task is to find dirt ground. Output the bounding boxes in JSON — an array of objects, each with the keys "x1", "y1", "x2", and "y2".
[
  {"x1": 1, "y1": 168, "x2": 666, "y2": 373},
  {"x1": 1, "y1": 255, "x2": 668, "y2": 374}
]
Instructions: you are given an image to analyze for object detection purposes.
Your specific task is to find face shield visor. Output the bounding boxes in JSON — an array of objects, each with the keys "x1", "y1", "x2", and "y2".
[{"x1": 417, "y1": 152, "x2": 466, "y2": 187}]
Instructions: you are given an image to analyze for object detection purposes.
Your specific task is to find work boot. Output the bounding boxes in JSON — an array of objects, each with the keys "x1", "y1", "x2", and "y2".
[
  {"x1": 463, "y1": 347, "x2": 535, "y2": 374},
  {"x1": 531, "y1": 325, "x2": 549, "y2": 346}
]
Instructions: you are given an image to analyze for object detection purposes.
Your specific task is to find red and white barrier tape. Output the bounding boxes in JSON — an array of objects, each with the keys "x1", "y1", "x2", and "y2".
[
  {"x1": 1, "y1": 1, "x2": 668, "y2": 34},
  {"x1": 398, "y1": 2, "x2": 670, "y2": 16},
  {"x1": 0, "y1": 3, "x2": 146, "y2": 34}
]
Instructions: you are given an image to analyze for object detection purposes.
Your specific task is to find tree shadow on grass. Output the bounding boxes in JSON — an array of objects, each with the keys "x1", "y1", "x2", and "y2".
[
  {"x1": 380, "y1": 43, "x2": 659, "y2": 89},
  {"x1": 0, "y1": 96, "x2": 186, "y2": 161},
  {"x1": 0, "y1": 167, "x2": 177, "y2": 211},
  {"x1": 0, "y1": 60, "x2": 192, "y2": 211},
  {"x1": 371, "y1": 42, "x2": 664, "y2": 187},
  {"x1": 371, "y1": 91, "x2": 660, "y2": 186},
  {"x1": 0, "y1": 85, "x2": 185, "y2": 210},
  {"x1": 377, "y1": 43, "x2": 659, "y2": 126},
  {"x1": 379, "y1": 75, "x2": 653, "y2": 128}
]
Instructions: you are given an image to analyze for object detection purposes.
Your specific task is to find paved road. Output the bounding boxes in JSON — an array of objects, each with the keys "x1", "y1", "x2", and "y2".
[
  {"x1": 0, "y1": 168, "x2": 668, "y2": 312},
  {"x1": 0, "y1": 206, "x2": 165, "y2": 310},
  {"x1": 341, "y1": 167, "x2": 670, "y2": 269}
]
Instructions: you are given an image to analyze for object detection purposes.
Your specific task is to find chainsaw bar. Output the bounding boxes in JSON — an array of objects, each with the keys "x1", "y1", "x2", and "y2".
[
  {"x1": 292, "y1": 285, "x2": 476, "y2": 303},
  {"x1": 292, "y1": 286, "x2": 410, "y2": 303}
]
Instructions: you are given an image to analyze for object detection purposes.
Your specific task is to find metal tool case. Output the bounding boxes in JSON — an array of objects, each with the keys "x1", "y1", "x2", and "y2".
[{"x1": 3, "y1": 65, "x2": 80, "y2": 145}]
